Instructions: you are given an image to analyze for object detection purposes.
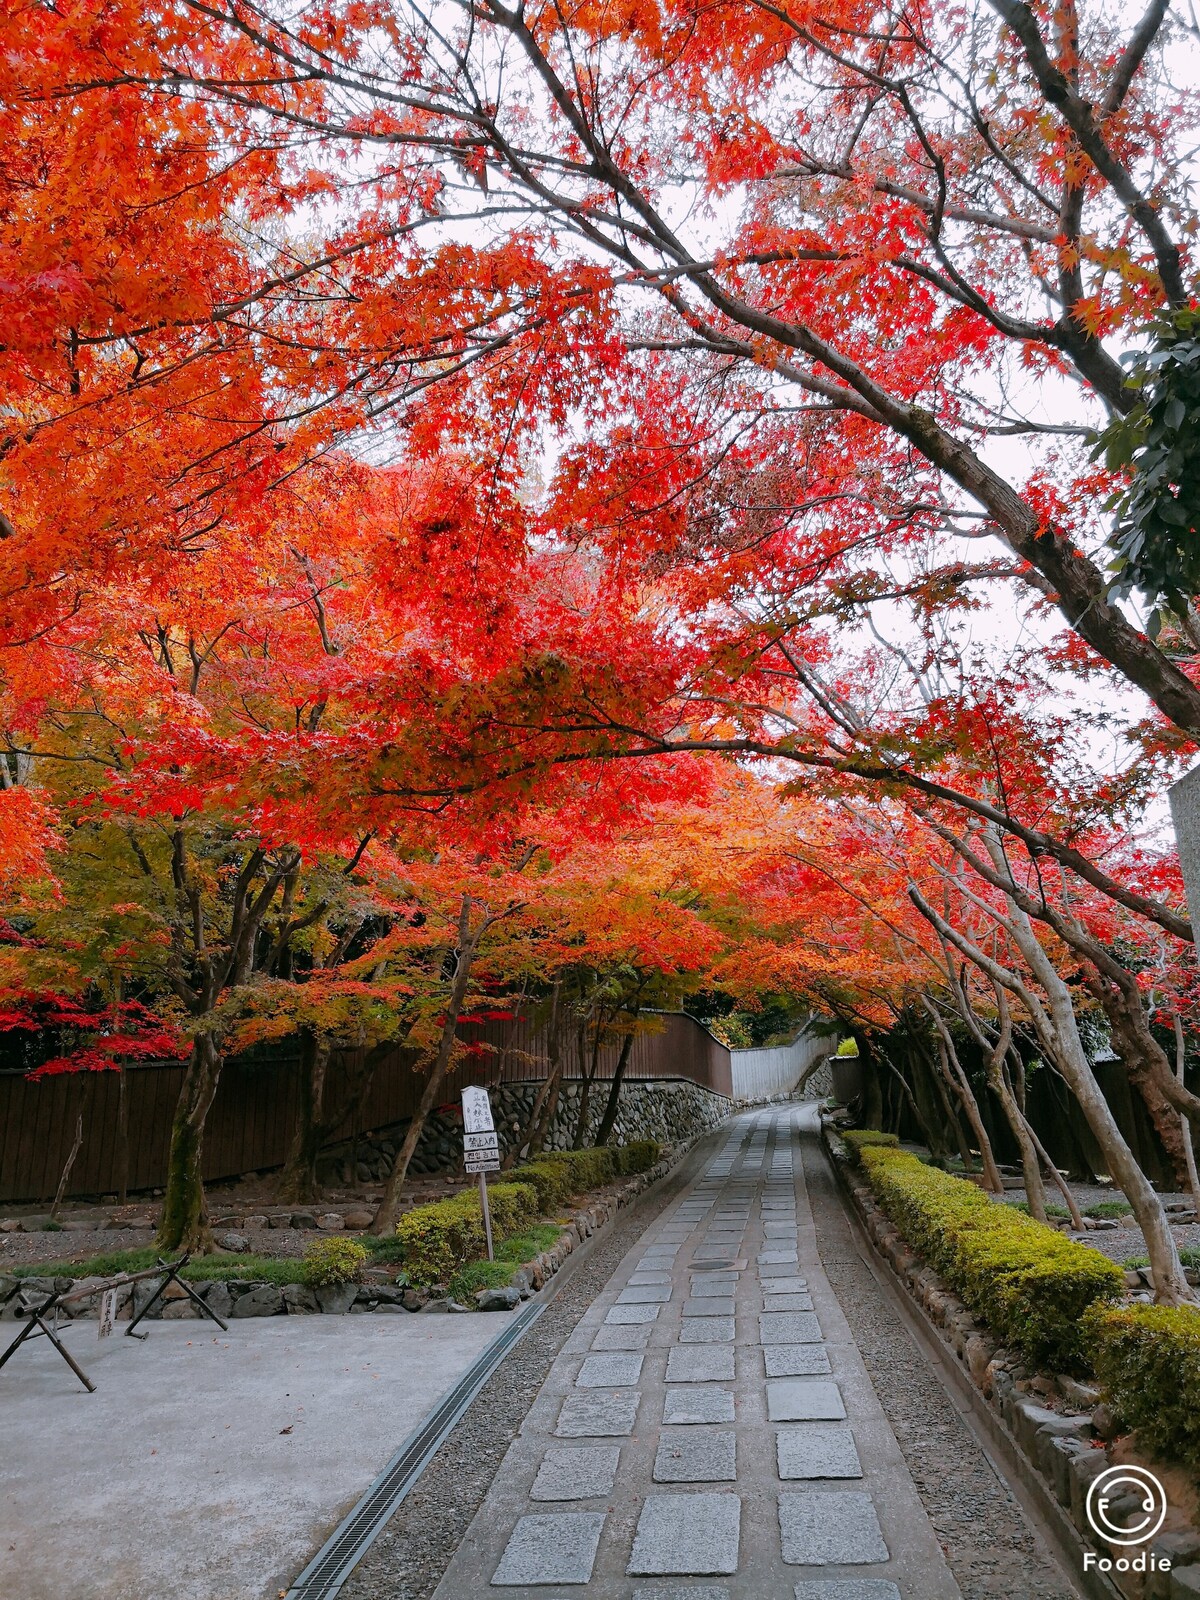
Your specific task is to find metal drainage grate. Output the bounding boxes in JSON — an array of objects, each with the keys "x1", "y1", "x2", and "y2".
[{"x1": 285, "y1": 1298, "x2": 546, "y2": 1600}]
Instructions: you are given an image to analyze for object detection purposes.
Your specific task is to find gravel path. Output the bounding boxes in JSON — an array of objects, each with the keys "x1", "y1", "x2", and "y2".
[{"x1": 803, "y1": 1131, "x2": 1077, "y2": 1599}]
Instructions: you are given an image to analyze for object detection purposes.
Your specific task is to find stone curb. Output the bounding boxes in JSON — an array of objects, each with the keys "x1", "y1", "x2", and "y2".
[
  {"x1": 0, "y1": 1128, "x2": 724, "y2": 1327},
  {"x1": 819, "y1": 1115, "x2": 1200, "y2": 1600}
]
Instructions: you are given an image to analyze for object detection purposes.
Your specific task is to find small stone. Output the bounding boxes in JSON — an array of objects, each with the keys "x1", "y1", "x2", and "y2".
[
  {"x1": 230, "y1": 1285, "x2": 283, "y2": 1317},
  {"x1": 282, "y1": 1283, "x2": 319, "y2": 1314},
  {"x1": 1091, "y1": 1402, "x2": 1118, "y2": 1439},
  {"x1": 778, "y1": 1491, "x2": 888, "y2": 1565},
  {"x1": 216, "y1": 1231, "x2": 250, "y2": 1253},
  {"x1": 0, "y1": 1220, "x2": 21, "y2": 1233},
  {"x1": 491, "y1": 1511, "x2": 606, "y2": 1586},
  {"x1": 314, "y1": 1283, "x2": 358, "y2": 1314},
  {"x1": 244, "y1": 1214, "x2": 270, "y2": 1229},
  {"x1": 342, "y1": 1209, "x2": 374, "y2": 1230},
  {"x1": 471, "y1": 1285, "x2": 518, "y2": 1311},
  {"x1": 290, "y1": 1212, "x2": 318, "y2": 1230},
  {"x1": 1171, "y1": 1569, "x2": 1200, "y2": 1599},
  {"x1": 316, "y1": 1213, "x2": 345, "y2": 1230}
]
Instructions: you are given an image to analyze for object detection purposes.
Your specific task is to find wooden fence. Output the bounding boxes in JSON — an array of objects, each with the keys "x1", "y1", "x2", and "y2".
[{"x1": 0, "y1": 1011, "x2": 736, "y2": 1204}]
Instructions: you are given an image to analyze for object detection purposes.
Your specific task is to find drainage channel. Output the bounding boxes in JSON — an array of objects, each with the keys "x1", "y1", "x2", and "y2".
[{"x1": 284, "y1": 1298, "x2": 547, "y2": 1600}]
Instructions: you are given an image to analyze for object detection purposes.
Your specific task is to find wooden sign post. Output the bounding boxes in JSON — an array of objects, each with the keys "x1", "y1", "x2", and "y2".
[{"x1": 462, "y1": 1086, "x2": 501, "y2": 1261}]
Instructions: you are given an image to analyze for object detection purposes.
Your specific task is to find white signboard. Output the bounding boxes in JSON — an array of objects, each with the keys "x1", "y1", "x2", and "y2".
[
  {"x1": 461, "y1": 1085, "x2": 495, "y2": 1135},
  {"x1": 464, "y1": 1131, "x2": 500, "y2": 1153},
  {"x1": 98, "y1": 1288, "x2": 117, "y2": 1339},
  {"x1": 465, "y1": 1151, "x2": 502, "y2": 1173}
]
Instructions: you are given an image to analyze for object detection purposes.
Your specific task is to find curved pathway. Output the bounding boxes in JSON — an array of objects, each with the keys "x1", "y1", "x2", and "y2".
[{"x1": 430, "y1": 1105, "x2": 966, "y2": 1599}]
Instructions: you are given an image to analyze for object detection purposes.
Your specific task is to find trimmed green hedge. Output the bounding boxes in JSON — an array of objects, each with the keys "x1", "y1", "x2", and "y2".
[
  {"x1": 841, "y1": 1129, "x2": 899, "y2": 1164},
  {"x1": 1088, "y1": 1302, "x2": 1200, "y2": 1469},
  {"x1": 393, "y1": 1140, "x2": 662, "y2": 1283},
  {"x1": 396, "y1": 1181, "x2": 539, "y2": 1282},
  {"x1": 855, "y1": 1141, "x2": 1123, "y2": 1369}
]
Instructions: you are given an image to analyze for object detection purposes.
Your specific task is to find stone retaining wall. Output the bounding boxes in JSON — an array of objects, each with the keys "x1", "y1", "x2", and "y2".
[
  {"x1": 320, "y1": 1077, "x2": 731, "y2": 1185},
  {"x1": 822, "y1": 1113, "x2": 1200, "y2": 1599},
  {"x1": 0, "y1": 1130, "x2": 712, "y2": 1325}
]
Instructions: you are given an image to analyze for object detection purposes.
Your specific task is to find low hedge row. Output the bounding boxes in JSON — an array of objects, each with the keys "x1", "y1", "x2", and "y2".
[
  {"x1": 842, "y1": 1130, "x2": 900, "y2": 1162},
  {"x1": 396, "y1": 1181, "x2": 539, "y2": 1282},
  {"x1": 853, "y1": 1139, "x2": 1123, "y2": 1370},
  {"x1": 395, "y1": 1140, "x2": 662, "y2": 1283},
  {"x1": 516, "y1": 1140, "x2": 661, "y2": 1208},
  {"x1": 1088, "y1": 1302, "x2": 1200, "y2": 1471}
]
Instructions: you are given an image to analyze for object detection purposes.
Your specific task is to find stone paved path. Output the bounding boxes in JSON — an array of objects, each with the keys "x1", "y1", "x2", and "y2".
[{"x1": 430, "y1": 1106, "x2": 963, "y2": 1599}]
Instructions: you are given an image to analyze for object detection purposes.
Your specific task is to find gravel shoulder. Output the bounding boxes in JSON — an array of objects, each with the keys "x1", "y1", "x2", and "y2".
[{"x1": 802, "y1": 1130, "x2": 1079, "y2": 1600}]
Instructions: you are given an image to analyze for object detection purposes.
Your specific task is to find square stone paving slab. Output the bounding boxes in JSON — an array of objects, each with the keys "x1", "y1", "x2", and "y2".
[
  {"x1": 653, "y1": 1429, "x2": 737, "y2": 1483},
  {"x1": 763, "y1": 1344, "x2": 832, "y2": 1377},
  {"x1": 662, "y1": 1386, "x2": 736, "y2": 1425},
  {"x1": 764, "y1": 1223, "x2": 799, "y2": 1236},
  {"x1": 759, "y1": 1311, "x2": 822, "y2": 1344},
  {"x1": 793, "y1": 1584, "x2": 900, "y2": 1600},
  {"x1": 555, "y1": 1390, "x2": 641, "y2": 1437},
  {"x1": 634, "y1": 1588, "x2": 731, "y2": 1600},
  {"x1": 682, "y1": 1298, "x2": 736, "y2": 1318},
  {"x1": 758, "y1": 1250, "x2": 800, "y2": 1265},
  {"x1": 606, "y1": 1304, "x2": 660, "y2": 1325},
  {"x1": 679, "y1": 1317, "x2": 735, "y2": 1343},
  {"x1": 619, "y1": 1284, "x2": 673, "y2": 1305},
  {"x1": 776, "y1": 1427, "x2": 863, "y2": 1480},
  {"x1": 689, "y1": 1275, "x2": 738, "y2": 1296},
  {"x1": 778, "y1": 1491, "x2": 888, "y2": 1565},
  {"x1": 576, "y1": 1352, "x2": 645, "y2": 1388},
  {"x1": 628, "y1": 1492, "x2": 741, "y2": 1576},
  {"x1": 764, "y1": 1293, "x2": 815, "y2": 1313},
  {"x1": 531, "y1": 1445, "x2": 622, "y2": 1501},
  {"x1": 665, "y1": 1346, "x2": 736, "y2": 1383},
  {"x1": 491, "y1": 1510, "x2": 606, "y2": 1585},
  {"x1": 629, "y1": 1272, "x2": 672, "y2": 1286},
  {"x1": 767, "y1": 1380, "x2": 846, "y2": 1421},
  {"x1": 762, "y1": 1276, "x2": 807, "y2": 1295},
  {"x1": 591, "y1": 1324, "x2": 652, "y2": 1351}
]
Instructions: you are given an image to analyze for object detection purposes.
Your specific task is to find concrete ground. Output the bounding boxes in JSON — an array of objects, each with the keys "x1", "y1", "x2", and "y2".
[
  {"x1": 0, "y1": 1310, "x2": 512, "y2": 1600},
  {"x1": 433, "y1": 1105, "x2": 963, "y2": 1599}
]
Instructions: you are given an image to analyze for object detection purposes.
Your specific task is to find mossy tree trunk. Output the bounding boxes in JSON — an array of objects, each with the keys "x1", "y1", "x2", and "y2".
[{"x1": 156, "y1": 1033, "x2": 223, "y2": 1254}]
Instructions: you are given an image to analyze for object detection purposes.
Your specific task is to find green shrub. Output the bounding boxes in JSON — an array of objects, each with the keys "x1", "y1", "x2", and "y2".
[
  {"x1": 1088, "y1": 1303, "x2": 1200, "y2": 1469},
  {"x1": 1120, "y1": 1245, "x2": 1200, "y2": 1271},
  {"x1": 395, "y1": 1181, "x2": 538, "y2": 1283},
  {"x1": 542, "y1": 1148, "x2": 618, "y2": 1191},
  {"x1": 841, "y1": 1129, "x2": 900, "y2": 1166},
  {"x1": 614, "y1": 1139, "x2": 661, "y2": 1175},
  {"x1": 513, "y1": 1160, "x2": 573, "y2": 1210},
  {"x1": 303, "y1": 1236, "x2": 368, "y2": 1287},
  {"x1": 1084, "y1": 1200, "x2": 1133, "y2": 1219},
  {"x1": 858, "y1": 1144, "x2": 1123, "y2": 1369}
]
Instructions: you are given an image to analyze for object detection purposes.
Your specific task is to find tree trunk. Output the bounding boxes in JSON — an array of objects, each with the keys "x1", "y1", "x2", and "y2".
[
  {"x1": 1015, "y1": 1095, "x2": 1086, "y2": 1230},
  {"x1": 1175, "y1": 1016, "x2": 1200, "y2": 1213},
  {"x1": 573, "y1": 1020, "x2": 605, "y2": 1148},
  {"x1": 925, "y1": 1005, "x2": 1004, "y2": 1193},
  {"x1": 116, "y1": 1062, "x2": 130, "y2": 1206},
  {"x1": 594, "y1": 1030, "x2": 635, "y2": 1147},
  {"x1": 278, "y1": 1030, "x2": 332, "y2": 1204},
  {"x1": 977, "y1": 994, "x2": 1049, "y2": 1220},
  {"x1": 157, "y1": 1033, "x2": 223, "y2": 1254},
  {"x1": 371, "y1": 902, "x2": 480, "y2": 1235}
]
